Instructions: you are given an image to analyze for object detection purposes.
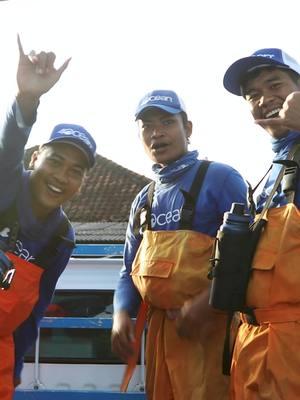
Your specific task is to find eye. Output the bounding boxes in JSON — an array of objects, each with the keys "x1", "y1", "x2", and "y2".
[
  {"x1": 47, "y1": 157, "x2": 61, "y2": 167},
  {"x1": 270, "y1": 82, "x2": 281, "y2": 90},
  {"x1": 69, "y1": 168, "x2": 85, "y2": 180},
  {"x1": 162, "y1": 118, "x2": 174, "y2": 126},
  {"x1": 245, "y1": 92, "x2": 260, "y2": 102}
]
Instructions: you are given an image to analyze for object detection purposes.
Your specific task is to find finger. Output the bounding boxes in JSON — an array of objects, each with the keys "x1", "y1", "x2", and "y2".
[
  {"x1": 17, "y1": 34, "x2": 25, "y2": 57},
  {"x1": 28, "y1": 50, "x2": 38, "y2": 64},
  {"x1": 254, "y1": 117, "x2": 284, "y2": 127},
  {"x1": 56, "y1": 57, "x2": 71, "y2": 77},
  {"x1": 176, "y1": 323, "x2": 190, "y2": 338},
  {"x1": 112, "y1": 336, "x2": 133, "y2": 361},
  {"x1": 45, "y1": 51, "x2": 56, "y2": 72},
  {"x1": 166, "y1": 309, "x2": 180, "y2": 320},
  {"x1": 34, "y1": 51, "x2": 49, "y2": 74},
  {"x1": 175, "y1": 314, "x2": 186, "y2": 337}
]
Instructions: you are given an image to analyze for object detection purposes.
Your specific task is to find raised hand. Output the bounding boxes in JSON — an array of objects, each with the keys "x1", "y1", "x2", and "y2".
[
  {"x1": 16, "y1": 34, "x2": 71, "y2": 99},
  {"x1": 255, "y1": 91, "x2": 300, "y2": 134},
  {"x1": 16, "y1": 35, "x2": 71, "y2": 123}
]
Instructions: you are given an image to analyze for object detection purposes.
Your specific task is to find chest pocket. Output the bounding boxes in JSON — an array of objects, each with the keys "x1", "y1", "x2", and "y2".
[{"x1": 247, "y1": 204, "x2": 300, "y2": 307}]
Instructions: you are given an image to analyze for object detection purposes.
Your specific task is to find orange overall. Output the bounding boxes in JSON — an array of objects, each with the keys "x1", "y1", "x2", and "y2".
[
  {"x1": 0, "y1": 253, "x2": 43, "y2": 400},
  {"x1": 231, "y1": 203, "x2": 300, "y2": 400},
  {"x1": 131, "y1": 229, "x2": 229, "y2": 400}
]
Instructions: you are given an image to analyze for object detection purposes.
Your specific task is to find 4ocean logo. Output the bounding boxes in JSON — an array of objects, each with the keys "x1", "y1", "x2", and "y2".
[
  {"x1": 151, "y1": 208, "x2": 181, "y2": 227},
  {"x1": 0, "y1": 227, "x2": 35, "y2": 262}
]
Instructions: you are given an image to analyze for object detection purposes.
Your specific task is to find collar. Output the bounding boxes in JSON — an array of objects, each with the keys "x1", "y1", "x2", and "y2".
[{"x1": 152, "y1": 150, "x2": 199, "y2": 183}]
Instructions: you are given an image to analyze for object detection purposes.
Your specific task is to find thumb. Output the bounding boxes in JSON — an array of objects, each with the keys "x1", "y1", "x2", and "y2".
[
  {"x1": 56, "y1": 57, "x2": 72, "y2": 78},
  {"x1": 254, "y1": 117, "x2": 284, "y2": 127}
]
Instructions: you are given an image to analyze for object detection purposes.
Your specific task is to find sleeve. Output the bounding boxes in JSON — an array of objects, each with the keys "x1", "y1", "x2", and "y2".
[
  {"x1": 13, "y1": 241, "x2": 73, "y2": 380},
  {"x1": 216, "y1": 167, "x2": 249, "y2": 216},
  {"x1": 113, "y1": 189, "x2": 150, "y2": 316},
  {"x1": 0, "y1": 101, "x2": 33, "y2": 211}
]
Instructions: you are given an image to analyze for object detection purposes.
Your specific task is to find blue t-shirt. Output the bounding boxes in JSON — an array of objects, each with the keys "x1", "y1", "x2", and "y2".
[
  {"x1": 113, "y1": 150, "x2": 248, "y2": 315},
  {"x1": 0, "y1": 102, "x2": 75, "y2": 379}
]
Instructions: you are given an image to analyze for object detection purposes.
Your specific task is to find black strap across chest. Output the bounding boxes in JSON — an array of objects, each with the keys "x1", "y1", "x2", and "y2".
[
  {"x1": 0, "y1": 202, "x2": 74, "y2": 268},
  {"x1": 134, "y1": 160, "x2": 211, "y2": 235}
]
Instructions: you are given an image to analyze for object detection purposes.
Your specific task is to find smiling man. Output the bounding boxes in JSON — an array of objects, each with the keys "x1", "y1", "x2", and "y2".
[
  {"x1": 111, "y1": 90, "x2": 248, "y2": 399},
  {"x1": 223, "y1": 49, "x2": 300, "y2": 399},
  {"x1": 0, "y1": 37, "x2": 96, "y2": 400}
]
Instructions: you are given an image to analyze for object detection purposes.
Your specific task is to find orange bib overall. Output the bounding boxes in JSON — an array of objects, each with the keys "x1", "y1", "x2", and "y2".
[
  {"x1": 131, "y1": 229, "x2": 229, "y2": 400},
  {"x1": 231, "y1": 203, "x2": 300, "y2": 400},
  {"x1": 0, "y1": 253, "x2": 43, "y2": 400}
]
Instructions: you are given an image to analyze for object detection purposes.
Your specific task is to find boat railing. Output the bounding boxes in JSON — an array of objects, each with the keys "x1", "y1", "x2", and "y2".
[{"x1": 14, "y1": 316, "x2": 146, "y2": 399}]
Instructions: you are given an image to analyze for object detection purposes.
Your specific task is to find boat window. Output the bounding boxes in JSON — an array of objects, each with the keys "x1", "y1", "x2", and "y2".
[{"x1": 24, "y1": 290, "x2": 123, "y2": 364}]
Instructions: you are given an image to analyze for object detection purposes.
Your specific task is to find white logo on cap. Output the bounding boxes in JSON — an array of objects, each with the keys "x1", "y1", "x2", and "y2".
[
  {"x1": 255, "y1": 54, "x2": 275, "y2": 59},
  {"x1": 141, "y1": 95, "x2": 173, "y2": 106},
  {"x1": 57, "y1": 128, "x2": 93, "y2": 150}
]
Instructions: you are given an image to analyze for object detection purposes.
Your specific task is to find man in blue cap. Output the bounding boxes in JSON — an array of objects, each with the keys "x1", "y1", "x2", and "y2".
[
  {"x1": 111, "y1": 89, "x2": 248, "y2": 399},
  {"x1": 223, "y1": 49, "x2": 300, "y2": 399},
  {"x1": 0, "y1": 36, "x2": 96, "y2": 400}
]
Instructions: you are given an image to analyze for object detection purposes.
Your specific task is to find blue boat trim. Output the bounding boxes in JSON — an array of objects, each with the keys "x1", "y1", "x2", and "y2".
[
  {"x1": 40, "y1": 317, "x2": 113, "y2": 329},
  {"x1": 72, "y1": 244, "x2": 124, "y2": 257},
  {"x1": 14, "y1": 390, "x2": 146, "y2": 399}
]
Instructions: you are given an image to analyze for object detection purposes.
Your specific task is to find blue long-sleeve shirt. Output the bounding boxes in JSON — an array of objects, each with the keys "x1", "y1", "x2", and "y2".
[
  {"x1": 113, "y1": 150, "x2": 248, "y2": 316},
  {"x1": 0, "y1": 102, "x2": 74, "y2": 379}
]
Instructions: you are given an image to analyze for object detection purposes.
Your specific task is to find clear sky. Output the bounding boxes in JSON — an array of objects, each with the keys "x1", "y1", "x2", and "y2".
[{"x1": 0, "y1": 0, "x2": 298, "y2": 185}]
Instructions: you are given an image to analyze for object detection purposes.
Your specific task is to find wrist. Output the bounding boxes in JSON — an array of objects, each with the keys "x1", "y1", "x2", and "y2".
[{"x1": 15, "y1": 92, "x2": 40, "y2": 126}]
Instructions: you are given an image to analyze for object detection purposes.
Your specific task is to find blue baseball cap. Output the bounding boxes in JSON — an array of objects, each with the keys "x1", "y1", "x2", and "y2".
[
  {"x1": 135, "y1": 90, "x2": 186, "y2": 120},
  {"x1": 223, "y1": 48, "x2": 300, "y2": 96},
  {"x1": 43, "y1": 123, "x2": 97, "y2": 168}
]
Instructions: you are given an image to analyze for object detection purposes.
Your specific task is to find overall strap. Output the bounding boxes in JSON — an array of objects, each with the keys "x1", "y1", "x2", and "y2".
[
  {"x1": 0, "y1": 201, "x2": 19, "y2": 251},
  {"x1": 0, "y1": 201, "x2": 18, "y2": 230},
  {"x1": 120, "y1": 301, "x2": 148, "y2": 392},
  {"x1": 180, "y1": 160, "x2": 211, "y2": 229},
  {"x1": 133, "y1": 160, "x2": 211, "y2": 235},
  {"x1": 132, "y1": 181, "x2": 155, "y2": 236},
  {"x1": 144, "y1": 181, "x2": 155, "y2": 231},
  {"x1": 253, "y1": 139, "x2": 300, "y2": 228},
  {"x1": 0, "y1": 202, "x2": 74, "y2": 268},
  {"x1": 34, "y1": 216, "x2": 75, "y2": 269},
  {"x1": 133, "y1": 181, "x2": 155, "y2": 236},
  {"x1": 274, "y1": 140, "x2": 300, "y2": 204}
]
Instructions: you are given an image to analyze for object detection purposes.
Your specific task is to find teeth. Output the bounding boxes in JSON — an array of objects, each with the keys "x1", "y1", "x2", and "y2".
[
  {"x1": 152, "y1": 143, "x2": 166, "y2": 150},
  {"x1": 48, "y1": 185, "x2": 62, "y2": 193},
  {"x1": 265, "y1": 108, "x2": 281, "y2": 118}
]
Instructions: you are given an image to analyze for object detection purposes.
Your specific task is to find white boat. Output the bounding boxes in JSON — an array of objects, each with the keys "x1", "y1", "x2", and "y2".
[{"x1": 14, "y1": 244, "x2": 146, "y2": 400}]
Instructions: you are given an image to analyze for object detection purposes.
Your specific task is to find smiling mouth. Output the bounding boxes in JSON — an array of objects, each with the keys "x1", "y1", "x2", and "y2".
[
  {"x1": 47, "y1": 184, "x2": 63, "y2": 194},
  {"x1": 265, "y1": 108, "x2": 281, "y2": 119},
  {"x1": 152, "y1": 143, "x2": 168, "y2": 150}
]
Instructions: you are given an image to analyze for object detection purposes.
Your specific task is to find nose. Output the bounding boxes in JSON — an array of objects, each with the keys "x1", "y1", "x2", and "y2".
[
  {"x1": 53, "y1": 167, "x2": 69, "y2": 184},
  {"x1": 151, "y1": 125, "x2": 164, "y2": 138},
  {"x1": 258, "y1": 91, "x2": 275, "y2": 107}
]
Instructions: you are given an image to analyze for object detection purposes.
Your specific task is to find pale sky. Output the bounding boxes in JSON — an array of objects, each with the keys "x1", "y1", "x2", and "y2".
[{"x1": 0, "y1": 0, "x2": 298, "y2": 185}]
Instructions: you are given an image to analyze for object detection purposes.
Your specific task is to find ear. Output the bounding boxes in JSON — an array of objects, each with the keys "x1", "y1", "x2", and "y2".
[
  {"x1": 29, "y1": 150, "x2": 39, "y2": 169},
  {"x1": 185, "y1": 120, "x2": 193, "y2": 140},
  {"x1": 73, "y1": 172, "x2": 87, "y2": 196}
]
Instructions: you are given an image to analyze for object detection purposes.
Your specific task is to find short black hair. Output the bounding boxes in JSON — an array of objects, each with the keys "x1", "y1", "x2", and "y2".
[
  {"x1": 179, "y1": 111, "x2": 189, "y2": 127},
  {"x1": 240, "y1": 66, "x2": 300, "y2": 97}
]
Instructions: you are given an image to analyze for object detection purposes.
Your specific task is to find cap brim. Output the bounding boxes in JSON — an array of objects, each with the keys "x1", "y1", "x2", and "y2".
[
  {"x1": 223, "y1": 56, "x2": 289, "y2": 96},
  {"x1": 42, "y1": 138, "x2": 94, "y2": 168},
  {"x1": 135, "y1": 105, "x2": 181, "y2": 120}
]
